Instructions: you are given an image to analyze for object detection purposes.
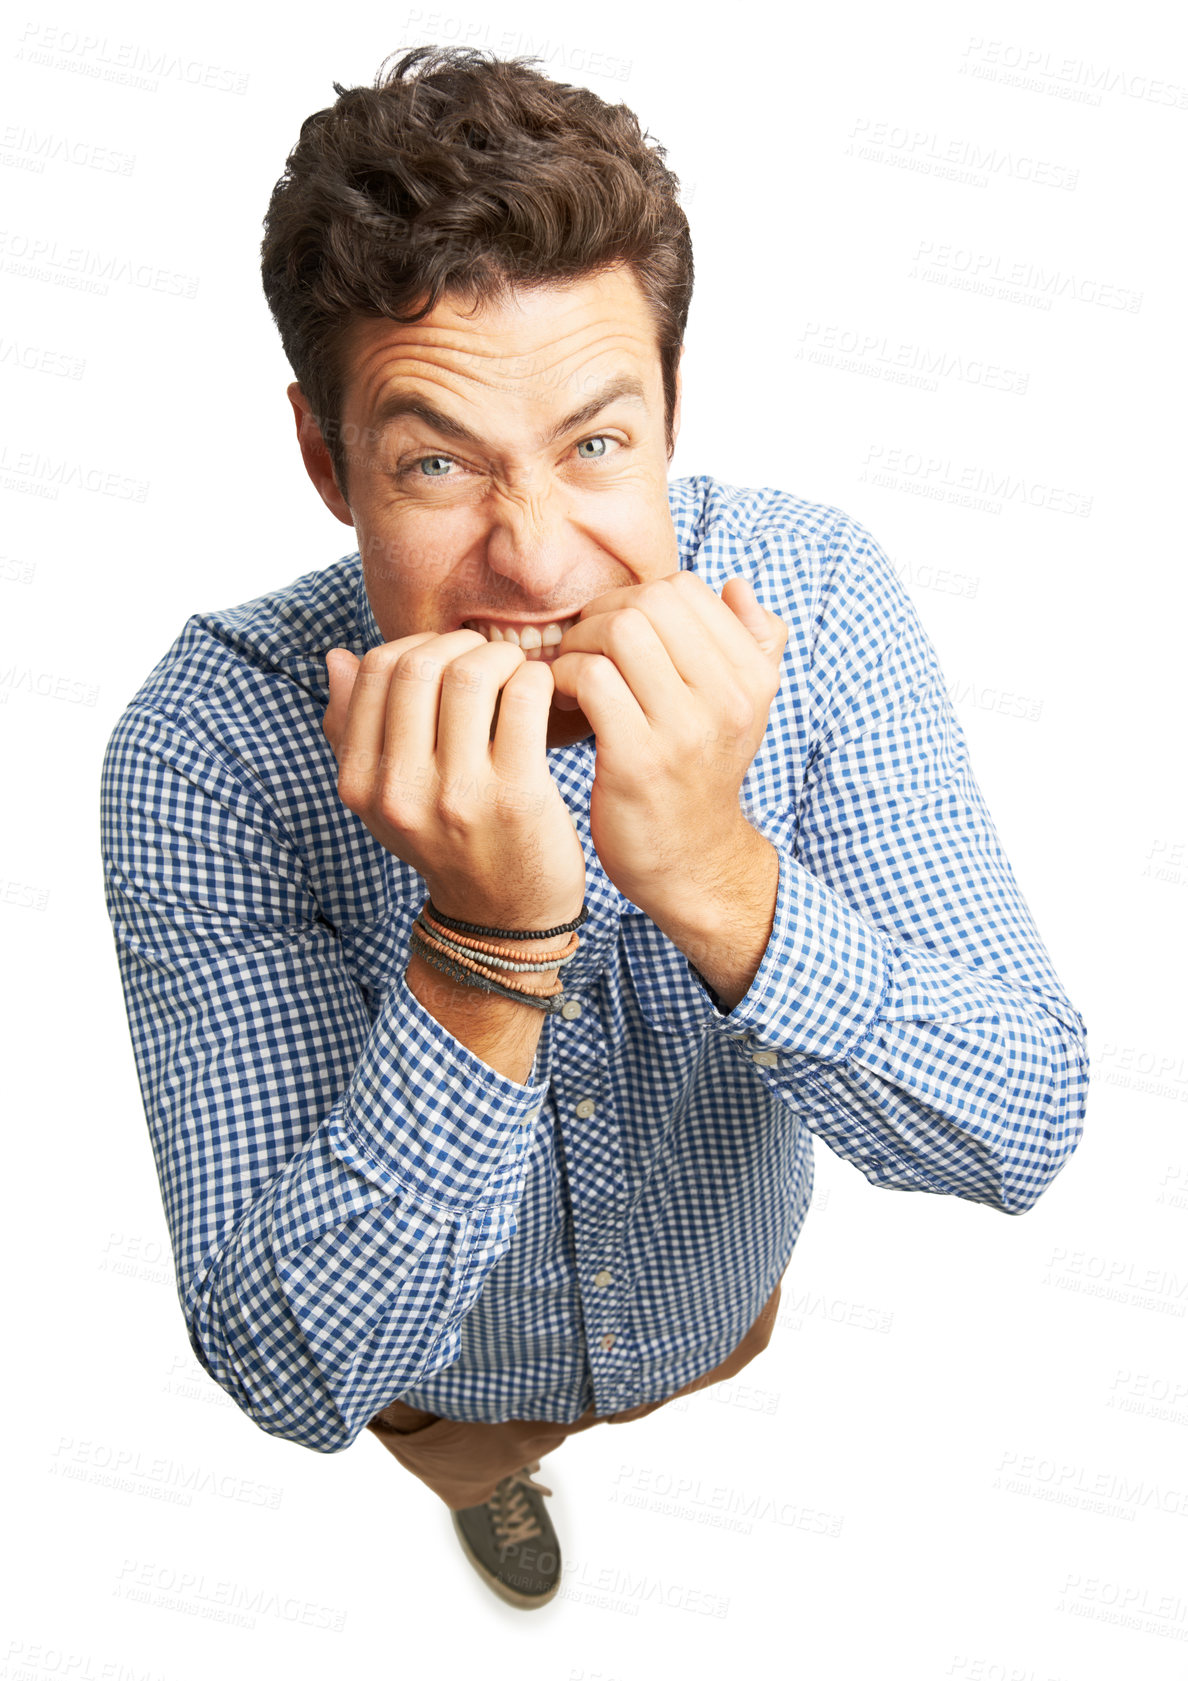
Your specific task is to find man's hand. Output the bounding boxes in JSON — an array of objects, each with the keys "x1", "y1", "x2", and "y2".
[
  {"x1": 321, "y1": 632, "x2": 586, "y2": 931},
  {"x1": 547, "y1": 572, "x2": 789, "y2": 914}
]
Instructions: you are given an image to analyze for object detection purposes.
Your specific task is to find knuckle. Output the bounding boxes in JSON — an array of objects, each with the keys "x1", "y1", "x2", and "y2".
[
  {"x1": 638, "y1": 579, "x2": 672, "y2": 606},
  {"x1": 442, "y1": 657, "x2": 486, "y2": 693},
  {"x1": 359, "y1": 647, "x2": 391, "y2": 676},
  {"x1": 336, "y1": 769, "x2": 364, "y2": 812},
  {"x1": 435, "y1": 787, "x2": 472, "y2": 829},
  {"x1": 378, "y1": 776, "x2": 417, "y2": 827},
  {"x1": 608, "y1": 606, "x2": 645, "y2": 644},
  {"x1": 395, "y1": 648, "x2": 440, "y2": 684},
  {"x1": 582, "y1": 651, "x2": 613, "y2": 686}
]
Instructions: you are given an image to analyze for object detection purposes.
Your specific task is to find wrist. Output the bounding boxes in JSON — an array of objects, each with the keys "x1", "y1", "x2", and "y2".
[
  {"x1": 422, "y1": 892, "x2": 587, "y2": 941},
  {"x1": 408, "y1": 896, "x2": 584, "y2": 1017},
  {"x1": 406, "y1": 943, "x2": 559, "y2": 1012}
]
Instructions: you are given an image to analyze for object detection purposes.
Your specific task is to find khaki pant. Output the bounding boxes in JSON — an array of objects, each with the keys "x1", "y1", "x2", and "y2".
[{"x1": 366, "y1": 1271, "x2": 784, "y2": 1510}]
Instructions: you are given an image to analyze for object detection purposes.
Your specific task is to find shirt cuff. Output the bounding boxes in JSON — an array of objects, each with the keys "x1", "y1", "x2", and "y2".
[
  {"x1": 327, "y1": 965, "x2": 550, "y2": 1211},
  {"x1": 694, "y1": 839, "x2": 891, "y2": 1065}
]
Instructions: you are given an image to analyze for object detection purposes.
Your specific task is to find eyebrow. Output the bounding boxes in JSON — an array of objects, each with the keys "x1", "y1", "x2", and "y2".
[{"x1": 370, "y1": 374, "x2": 650, "y2": 451}]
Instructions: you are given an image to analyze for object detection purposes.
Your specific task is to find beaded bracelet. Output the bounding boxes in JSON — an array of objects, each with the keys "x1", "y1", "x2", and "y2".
[
  {"x1": 410, "y1": 928, "x2": 570, "y2": 1014},
  {"x1": 411, "y1": 895, "x2": 586, "y2": 1013},
  {"x1": 415, "y1": 911, "x2": 579, "y2": 974},
  {"x1": 410, "y1": 921, "x2": 559, "y2": 995},
  {"x1": 410, "y1": 921, "x2": 559, "y2": 996},
  {"x1": 418, "y1": 904, "x2": 579, "y2": 963},
  {"x1": 424, "y1": 897, "x2": 589, "y2": 941}
]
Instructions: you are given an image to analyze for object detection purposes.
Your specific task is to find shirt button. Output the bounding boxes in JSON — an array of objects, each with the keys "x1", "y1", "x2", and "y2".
[
  {"x1": 594, "y1": 1268, "x2": 613, "y2": 1288},
  {"x1": 752, "y1": 1049, "x2": 779, "y2": 1066},
  {"x1": 600, "y1": 1333, "x2": 615, "y2": 1351},
  {"x1": 574, "y1": 1097, "x2": 596, "y2": 1118},
  {"x1": 560, "y1": 999, "x2": 582, "y2": 1020}
]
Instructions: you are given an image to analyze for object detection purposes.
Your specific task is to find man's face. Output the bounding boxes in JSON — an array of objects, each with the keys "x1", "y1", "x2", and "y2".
[{"x1": 290, "y1": 263, "x2": 682, "y2": 749}]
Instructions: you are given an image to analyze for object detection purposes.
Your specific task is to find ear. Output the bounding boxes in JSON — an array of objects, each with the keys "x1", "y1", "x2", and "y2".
[
  {"x1": 670, "y1": 347, "x2": 684, "y2": 456},
  {"x1": 288, "y1": 383, "x2": 354, "y2": 527}
]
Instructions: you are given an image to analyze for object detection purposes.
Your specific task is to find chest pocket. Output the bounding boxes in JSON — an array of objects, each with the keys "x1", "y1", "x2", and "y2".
[{"x1": 618, "y1": 912, "x2": 719, "y2": 1033}]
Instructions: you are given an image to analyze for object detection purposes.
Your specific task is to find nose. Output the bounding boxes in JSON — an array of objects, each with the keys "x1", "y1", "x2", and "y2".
[{"x1": 482, "y1": 479, "x2": 581, "y2": 606}]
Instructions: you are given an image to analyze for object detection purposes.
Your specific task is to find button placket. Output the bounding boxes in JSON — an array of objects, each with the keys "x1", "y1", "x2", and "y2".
[{"x1": 550, "y1": 993, "x2": 632, "y2": 1407}]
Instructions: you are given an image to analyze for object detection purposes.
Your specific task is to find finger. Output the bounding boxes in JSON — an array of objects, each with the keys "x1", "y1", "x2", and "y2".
[
  {"x1": 562, "y1": 572, "x2": 746, "y2": 722},
  {"x1": 654, "y1": 572, "x2": 776, "y2": 671},
  {"x1": 335, "y1": 632, "x2": 438, "y2": 797},
  {"x1": 548, "y1": 648, "x2": 646, "y2": 747},
  {"x1": 322, "y1": 648, "x2": 360, "y2": 751},
  {"x1": 553, "y1": 683, "x2": 582, "y2": 713},
  {"x1": 490, "y1": 656, "x2": 556, "y2": 783},
  {"x1": 581, "y1": 571, "x2": 765, "y2": 679},
  {"x1": 432, "y1": 636, "x2": 525, "y2": 764},
  {"x1": 376, "y1": 632, "x2": 507, "y2": 806},
  {"x1": 554, "y1": 609, "x2": 681, "y2": 722},
  {"x1": 719, "y1": 575, "x2": 789, "y2": 663}
]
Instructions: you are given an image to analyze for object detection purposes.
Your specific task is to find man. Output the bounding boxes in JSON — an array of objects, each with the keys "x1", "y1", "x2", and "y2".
[{"x1": 99, "y1": 45, "x2": 1089, "y2": 1612}]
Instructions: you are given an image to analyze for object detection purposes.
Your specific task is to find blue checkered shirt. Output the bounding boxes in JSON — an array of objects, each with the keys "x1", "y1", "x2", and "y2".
[{"x1": 99, "y1": 476, "x2": 1089, "y2": 1452}]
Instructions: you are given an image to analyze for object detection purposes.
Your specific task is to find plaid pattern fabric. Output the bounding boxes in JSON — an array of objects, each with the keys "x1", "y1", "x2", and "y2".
[{"x1": 99, "y1": 475, "x2": 1089, "y2": 1451}]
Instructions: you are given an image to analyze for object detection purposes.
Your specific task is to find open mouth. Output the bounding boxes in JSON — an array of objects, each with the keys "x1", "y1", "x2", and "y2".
[{"x1": 461, "y1": 613, "x2": 582, "y2": 659}]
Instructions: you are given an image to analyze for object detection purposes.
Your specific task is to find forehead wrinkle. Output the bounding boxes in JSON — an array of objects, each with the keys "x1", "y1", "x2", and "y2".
[
  {"x1": 355, "y1": 340, "x2": 657, "y2": 458},
  {"x1": 350, "y1": 310, "x2": 655, "y2": 406},
  {"x1": 343, "y1": 263, "x2": 655, "y2": 373}
]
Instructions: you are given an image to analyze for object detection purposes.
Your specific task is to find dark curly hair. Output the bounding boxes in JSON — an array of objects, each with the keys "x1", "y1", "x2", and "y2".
[{"x1": 260, "y1": 45, "x2": 694, "y2": 501}]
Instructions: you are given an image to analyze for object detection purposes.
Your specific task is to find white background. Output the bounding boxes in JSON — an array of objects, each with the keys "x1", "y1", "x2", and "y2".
[{"x1": 3, "y1": 0, "x2": 1186, "y2": 1676}]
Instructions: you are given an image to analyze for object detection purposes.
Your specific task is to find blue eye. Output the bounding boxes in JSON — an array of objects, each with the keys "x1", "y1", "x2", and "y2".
[{"x1": 400, "y1": 436, "x2": 616, "y2": 482}]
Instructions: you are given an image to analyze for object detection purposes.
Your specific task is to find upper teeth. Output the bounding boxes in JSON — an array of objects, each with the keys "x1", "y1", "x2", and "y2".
[{"x1": 464, "y1": 614, "x2": 580, "y2": 654}]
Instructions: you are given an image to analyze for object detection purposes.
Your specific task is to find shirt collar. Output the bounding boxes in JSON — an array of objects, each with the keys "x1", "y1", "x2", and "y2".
[{"x1": 351, "y1": 562, "x2": 385, "y2": 656}]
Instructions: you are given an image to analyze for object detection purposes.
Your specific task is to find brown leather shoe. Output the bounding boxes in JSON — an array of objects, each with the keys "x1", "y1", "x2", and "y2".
[{"x1": 449, "y1": 1460, "x2": 562, "y2": 1609}]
